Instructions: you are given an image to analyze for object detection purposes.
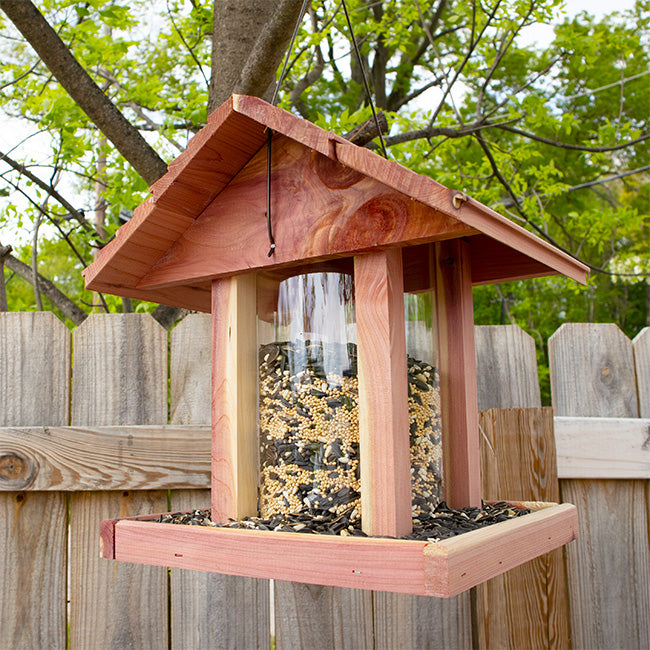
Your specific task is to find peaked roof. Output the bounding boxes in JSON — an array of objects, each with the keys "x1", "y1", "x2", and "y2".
[{"x1": 83, "y1": 95, "x2": 588, "y2": 311}]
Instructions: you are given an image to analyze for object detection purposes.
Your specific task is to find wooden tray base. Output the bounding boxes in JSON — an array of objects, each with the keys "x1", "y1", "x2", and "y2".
[{"x1": 100, "y1": 501, "x2": 577, "y2": 597}]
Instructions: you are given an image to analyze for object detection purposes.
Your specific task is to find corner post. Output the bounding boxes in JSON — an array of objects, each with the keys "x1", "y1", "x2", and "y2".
[
  {"x1": 211, "y1": 274, "x2": 258, "y2": 523},
  {"x1": 355, "y1": 249, "x2": 412, "y2": 537},
  {"x1": 434, "y1": 240, "x2": 482, "y2": 508}
]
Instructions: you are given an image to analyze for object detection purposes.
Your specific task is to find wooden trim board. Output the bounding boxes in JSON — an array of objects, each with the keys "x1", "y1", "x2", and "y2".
[
  {"x1": 0, "y1": 424, "x2": 210, "y2": 491},
  {"x1": 555, "y1": 417, "x2": 650, "y2": 478},
  {"x1": 100, "y1": 501, "x2": 577, "y2": 598}
]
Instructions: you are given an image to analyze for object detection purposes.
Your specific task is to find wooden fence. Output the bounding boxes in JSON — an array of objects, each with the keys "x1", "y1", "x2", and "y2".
[{"x1": 0, "y1": 312, "x2": 648, "y2": 649}]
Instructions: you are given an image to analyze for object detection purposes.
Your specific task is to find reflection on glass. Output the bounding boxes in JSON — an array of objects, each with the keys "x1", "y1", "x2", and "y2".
[
  {"x1": 405, "y1": 292, "x2": 444, "y2": 515},
  {"x1": 258, "y1": 273, "x2": 361, "y2": 526},
  {"x1": 257, "y1": 275, "x2": 444, "y2": 532}
]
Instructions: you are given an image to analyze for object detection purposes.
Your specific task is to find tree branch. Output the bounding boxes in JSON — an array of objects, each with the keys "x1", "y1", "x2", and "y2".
[
  {"x1": 0, "y1": 0, "x2": 168, "y2": 185},
  {"x1": 383, "y1": 116, "x2": 521, "y2": 146},
  {"x1": 428, "y1": 0, "x2": 502, "y2": 128},
  {"x1": 498, "y1": 125, "x2": 650, "y2": 152},
  {"x1": 0, "y1": 240, "x2": 88, "y2": 324},
  {"x1": 0, "y1": 149, "x2": 104, "y2": 241}
]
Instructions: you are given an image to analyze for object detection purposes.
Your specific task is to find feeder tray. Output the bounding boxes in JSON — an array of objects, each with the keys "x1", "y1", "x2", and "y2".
[{"x1": 84, "y1": 95, "x2": 586, "y2": 596}]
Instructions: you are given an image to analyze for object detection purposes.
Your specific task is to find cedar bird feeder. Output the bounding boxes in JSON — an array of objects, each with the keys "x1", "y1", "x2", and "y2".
[{"x1": 85, "y1": 95, "x2": 584, "y2": 597}]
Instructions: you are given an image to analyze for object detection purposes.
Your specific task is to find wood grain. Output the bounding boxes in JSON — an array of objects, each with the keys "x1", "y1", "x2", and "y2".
[
  {"x1": 373, "y1": 590, "x2": 473, "y2": 649},
  {"x1": 425, "y1": 503, "x2": 577, "y2": 598},
  {"x1": 211, "y1": 275, "x2": 258, "y2": 522},
  {"x1": 633, "y1": 327, "x2": 649, "y2": 417},
  {"x1": 476, "y1": 408, "x2": 571, "y2": 650},
  {"x1": 169, "y1": 313, "x2": 270, "y2": 650},
  {"x1": 138, "y1": 136, "x2": 473, "y2": 290},
  {"x1": 559, "y1": 479, "x2": 650, "y2": 649},
  {"x1": 434, "y1": 240, "x2": 481, "y2": 508},
  {"x1": 69, "y1": 313, "x2": 169, "y2": 649},
  {"x1": 84, "y1": 95, "x2": 587, "y2": 313},
  {"x1": 0, "y1": 424, "x2": 210, "y2": 490},
  {"x1": 355, "y1": 249, "x2": 412, "y2": 537},
  {"x1": 106, "y1": 502, "x2": 576, "y2": 598},
  {"x1": 555, "y1": 416, "x2": 650, "y2": 478},
  {"x1": 474, "y1": 328, "x2": 571, "y2": 650},
  {"x1": 274, "y1": 582, "x2": 373, "y2": 650},
  {"x1": 475, "y1": 324, "x2": 541, "y2": 410},
  {"x1": 550, "y1": 323, "x2": 650, "y2": 650},
  {"x1": 549, "y1": 323, "x2": 639, "y2": 418},
  {"x1": 0, "y1": 312, "x2": 68, "y2": 650}
]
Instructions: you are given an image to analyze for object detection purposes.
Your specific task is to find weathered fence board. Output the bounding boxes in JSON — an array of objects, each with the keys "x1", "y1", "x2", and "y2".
[
  {"x1": 633, "y1": 327, "x2": 649, "y2": 416},
  {"x1": 169, "y1": 313, "x2": 271, "y2": 650},
  {"x1": 371, "y1": 591, "x2": 472, "y2": 649},
  {"x1": 0, "y1": 424, "x2": 210, "y2": 490},
  {"x1": 550, "y1": 323, "x2": 638, "y2": 418},
  {"x1": 473, "y1": 325, "x2": 569, "y2": 650},
  {"x1": 69, "y1": 314, "x2": 170, "y2": 649},
  {"x1": 475, "y1": 324, "x2": 542, "y2": 410},
  {"x1": 0, "y1": 312, "x2": 69, "y2": 650},
  {"x1": 555, "y1": 417, "x2": 650, "y2": 478},
  {"x1": 476, "y1": 408, "x2": 569, "y2": 650},
  {"x1": 550, "y1": 323, "x2": 650, "y2": 650},
  {"x1": 275, "y1": 583, "x2": 374, "y2": 650},
  {"x1": 2, "y1": 313, "x2": 648, "y2": 649}
]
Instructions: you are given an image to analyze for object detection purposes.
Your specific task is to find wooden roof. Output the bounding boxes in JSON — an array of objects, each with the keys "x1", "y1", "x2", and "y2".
[{"x1": 83, "y1": 95, "x2": 588, "y2": 311}]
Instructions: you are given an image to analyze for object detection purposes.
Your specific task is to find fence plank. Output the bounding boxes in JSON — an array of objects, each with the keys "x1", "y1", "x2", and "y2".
[
  {"x1": 476, "y1": 408, "x2": 570, "y2": 650},
  {"x1": 633, "y1": 327, "x2": 649, "y2": 417},
  {"x1": 275, "y1": 583, "x2": 373, "y2": 650},
  {"x1": 473, "y1": 325, "x2": 570, "y2": 650},
  {"x1": 549, "y1": 323, "x2": 638, "y2": 417},
  {"x1": 0, "y1": 312, "x2": 68, "y2": 650},
  {"x1": 169, "y1": 313, "x2": 271, "y2": 649},
  {"x1": 550, "y1": 323, "x2": 650, "y2": 650},
  {"x1": 69, "y1": 313, "x2": 170, "y2": 649},
  {"x1": 475, "y1": 325, "x2": 541, "y2": 410},
  {"x1": 372, "y1": 591, "x2": 472, "y2": 650}
]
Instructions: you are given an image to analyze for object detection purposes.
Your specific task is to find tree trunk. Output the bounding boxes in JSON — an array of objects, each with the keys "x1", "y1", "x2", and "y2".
[{"x1": 209, "y1": 0, "x2": 306, "y2": 111}]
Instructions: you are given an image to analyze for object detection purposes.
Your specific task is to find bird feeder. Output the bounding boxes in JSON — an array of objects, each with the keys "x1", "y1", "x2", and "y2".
[{"x1": 85, "y1": 95, "x2": 583, "y2": 597}]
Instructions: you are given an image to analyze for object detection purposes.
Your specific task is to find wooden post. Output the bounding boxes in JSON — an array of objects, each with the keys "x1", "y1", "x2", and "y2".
[
  {"x1": 211, "y1": 274, "x2": 258, "y2": 522},
  {"x1": 434, "y1": 240, "x2": 481, "y2": 508},
  {"x1": 355, "y1": 249, "x2": 412, "y2": 537}
]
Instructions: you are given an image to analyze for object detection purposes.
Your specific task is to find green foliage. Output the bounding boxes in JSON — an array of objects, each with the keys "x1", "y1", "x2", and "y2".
[{"x1": 0, "y1": 0, "x2": 647, "y2": 370}]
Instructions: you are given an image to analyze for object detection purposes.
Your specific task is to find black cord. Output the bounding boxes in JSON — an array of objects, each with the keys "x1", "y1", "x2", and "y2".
[
  {"x1": 266, "y1": 0, "x2": 388, "y2": 257},
  {"x1": 266, "y1": 129, "x2": 275, "y2": 257},
  {"x1": 272, "y1": 0, "x2": 311, "y2": 106},
  {"x1": 340, "y1": 0, "x2": 388, "y2": 159},
  {"x1": 267, "y1": 0, "x2": 310, "y2": 257}
]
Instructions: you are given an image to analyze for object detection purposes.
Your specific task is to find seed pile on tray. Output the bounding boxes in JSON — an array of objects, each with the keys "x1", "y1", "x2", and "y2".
[
  {"x1": 257, "y1": 340, "x2": 443, "y2": 525},
  {"x1": 152, "y1": 501, "x2": 531, "y2": 542}
]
